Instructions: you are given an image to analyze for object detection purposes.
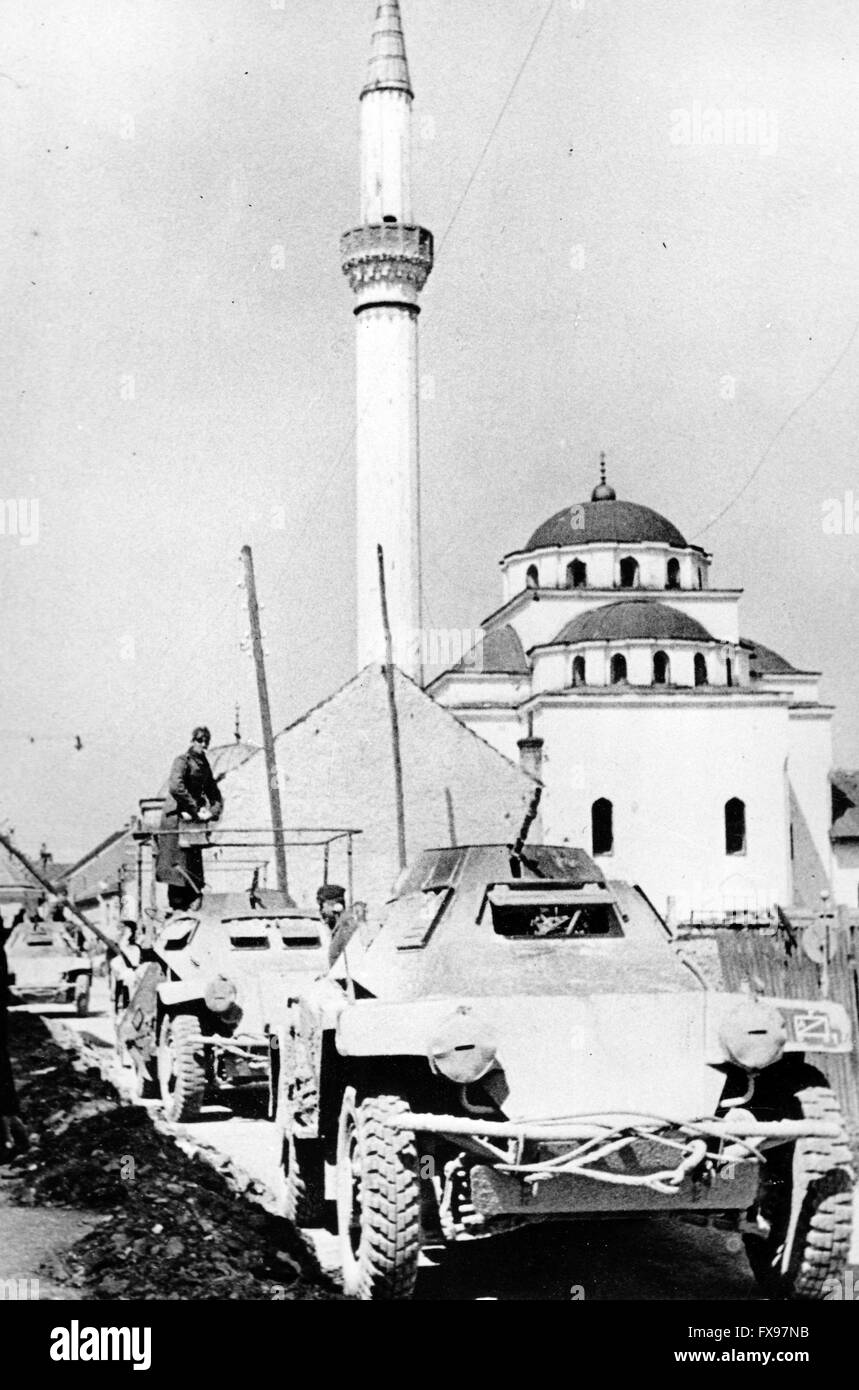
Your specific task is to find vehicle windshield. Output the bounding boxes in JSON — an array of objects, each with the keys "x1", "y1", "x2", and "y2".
[
  {"x1": 490, "y1": 894, "x2": 624, "y2": 940},
  {"x1": 223, "y1": 916, "x2": 322, "y2": 950},
  {"x1": 17, "y1": 926, "x2": 74, "y2": 950}
]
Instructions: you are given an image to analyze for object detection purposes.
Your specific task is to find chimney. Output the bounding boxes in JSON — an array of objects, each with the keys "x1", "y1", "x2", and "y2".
[{"x1": 517, "y1": 736, "x2": 544, "y2": 781}]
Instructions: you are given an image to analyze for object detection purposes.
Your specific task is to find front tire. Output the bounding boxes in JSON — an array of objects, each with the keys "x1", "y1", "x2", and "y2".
[
  {"x1": 744, "y1": 1082, "x2": 854, "y2": 1299},
  {"x1": 336, "y1": 1088, "x2": 421, "y2": 1300},
  {"x1": 158, "y1": 1013, "x2": 206, "y2": 1123},
  {"x1": 282, "y1": 1131, "x2": 327, "y2": 1228}
]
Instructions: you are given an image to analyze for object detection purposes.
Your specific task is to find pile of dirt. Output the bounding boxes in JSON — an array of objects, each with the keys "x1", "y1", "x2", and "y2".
[{"x1": 3, "y1": 1012, "x2": 340, "y2": 1300}]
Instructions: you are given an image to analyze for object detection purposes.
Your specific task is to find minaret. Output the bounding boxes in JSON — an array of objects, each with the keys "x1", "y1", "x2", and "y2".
[{"x1": 341, "y1": 0, "x2": 434, "y2": 680}]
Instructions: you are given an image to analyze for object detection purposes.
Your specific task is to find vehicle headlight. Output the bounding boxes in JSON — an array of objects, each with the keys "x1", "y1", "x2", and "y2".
[
  {"x1": 719, "y1": 1001, "x2": 787, "y2": 1072},
  {"x1": 428, "y1": 1005, "x2": 498, "y2": 1084},
  {"x1": 204, "y1": 975, "x2": 237, "y2": 1014}
]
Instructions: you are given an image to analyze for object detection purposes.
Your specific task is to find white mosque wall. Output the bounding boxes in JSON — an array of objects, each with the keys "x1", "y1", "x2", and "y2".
[
  {"x1": 502, "y1": 544, "x2": 711, "y2": 599},
  {"x1": 530, "y1": 642, "x2": 746, "y2": 692},
  {"x1": 786, "y1": 707, "x2": 835, "y2": 894},
  {"x1": 494, "y1": 588, "x2": 743, "y2": 655},
  {"x1": 532, "y1": 698, "x2": 792, "y2": 920}
]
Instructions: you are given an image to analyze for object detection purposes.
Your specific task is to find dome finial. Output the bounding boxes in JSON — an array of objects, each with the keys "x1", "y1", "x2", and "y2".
[{"x1": 591, "y1": 451, "x2": 616, "y2": 502}]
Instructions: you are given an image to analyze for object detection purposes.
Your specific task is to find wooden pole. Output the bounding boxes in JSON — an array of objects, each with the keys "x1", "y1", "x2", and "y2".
[
  {"x1": 0, "y1": 830, "x2": 130, "y2": 963},
  {"x1": 241, "y1": 544, "x2": 288, "y2": 897},
  {"x1": 377, "y1": 544, "x2": 407, "y2": 872}
]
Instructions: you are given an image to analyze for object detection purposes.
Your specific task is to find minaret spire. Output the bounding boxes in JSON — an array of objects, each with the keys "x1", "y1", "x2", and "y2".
[
  {"x1": 363, "y1": 1, "x2": 413, "y2": 97},
  {"x1": 342, "y1": 2, "x2": 434, "y2": 679}
]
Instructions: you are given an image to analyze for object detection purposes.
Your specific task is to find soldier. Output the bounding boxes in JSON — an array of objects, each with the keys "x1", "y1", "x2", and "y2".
[
  {"x1": 155, "y1": 725, "x2": 223, "y2": 912},
  {"x1": 316, "y1": 883, "x2": 347, "y2": 940}
]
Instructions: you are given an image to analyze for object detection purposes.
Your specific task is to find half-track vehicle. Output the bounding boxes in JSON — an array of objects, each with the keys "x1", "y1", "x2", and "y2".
[
  {"x1": 273, "y1": 844, "x2": 855, "y2": 1300},
  {"x1": 116, "y1": 887, "x2": 328, "y2": 1121},
  {"x1": 6, "y1": 919, "x2": 92, "y2": 1016}
]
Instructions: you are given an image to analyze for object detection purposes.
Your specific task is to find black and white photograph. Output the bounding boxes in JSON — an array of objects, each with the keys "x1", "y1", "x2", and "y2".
[{"x1": 1, "y1": 0, "x2": 858, "y2": 1360}]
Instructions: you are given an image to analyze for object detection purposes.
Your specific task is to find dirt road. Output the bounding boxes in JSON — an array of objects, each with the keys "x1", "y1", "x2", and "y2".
[{"x1": 29, "y1": 978, "x2": 854, "y2": 1302}]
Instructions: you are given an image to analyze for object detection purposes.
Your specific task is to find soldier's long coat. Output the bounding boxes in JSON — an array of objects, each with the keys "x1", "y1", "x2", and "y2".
[{"x1": 155, "y1": 748, "x2": 223, "y2": 891}]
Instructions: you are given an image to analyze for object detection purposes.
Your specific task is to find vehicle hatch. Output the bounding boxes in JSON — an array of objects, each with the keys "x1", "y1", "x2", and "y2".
[{"x1": 486, "y1": 883, "x2": 624, "y2": 940}]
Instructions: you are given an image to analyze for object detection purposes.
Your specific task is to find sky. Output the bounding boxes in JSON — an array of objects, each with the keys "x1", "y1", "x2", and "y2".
[{"x1": 1, "y1": 0, "x2": 858, "y2": 861}]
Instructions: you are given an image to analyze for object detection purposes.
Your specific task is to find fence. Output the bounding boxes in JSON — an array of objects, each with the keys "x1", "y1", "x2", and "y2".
[{"x1": 678, "y1": 908, "x2": 859, "y2": 1156}]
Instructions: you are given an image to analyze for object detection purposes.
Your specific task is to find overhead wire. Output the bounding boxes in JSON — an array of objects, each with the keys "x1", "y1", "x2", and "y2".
[{"x1": 691, "y1": 323, "x2": 859, "y2": 540}]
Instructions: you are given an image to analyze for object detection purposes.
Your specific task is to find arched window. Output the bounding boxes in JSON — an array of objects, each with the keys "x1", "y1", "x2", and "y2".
[
  {"x1": 567, "y1": 558, "x2": 587, "y2": 589},
  {"x1": 726, "y1": 657, "x2": 733, "y2": 688},
  {"x1": 725, "y1": 798, "x2": 746, "y2": 855},
  {"x1": 694, "y1": 653, "x2": 707, "y2": 687},
  {"x1": 591, "y1": 798, "x2": 613, "y2": 856},
  {"x1": 525, "y1": 564, "x2": 539, "y2": 590},
  {"x1": 619, "y1": 556, "x2": 639, "y2": 589},
  {"x1": 666, "y1": 558, "x2": 680, "y2": 589},
  {"x1": 610, "y1": 653, "x2": 627, "y2": 684},
  {"x1": 652, "y1": 650, "x2": 670, "y2": 684},
  {"x1": 572, "y1": 654, "x2": 586, "y2": 686}
]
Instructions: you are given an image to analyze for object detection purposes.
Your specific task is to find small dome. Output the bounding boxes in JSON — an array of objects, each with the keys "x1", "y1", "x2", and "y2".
[
  {"x1": 451, "y1": 624, "x2": 528, "y2": 675},
  {"x1": 740, "y1": 638, "x2": 798, "y2": 677},
  {"x1": 524, "y1": 499, "x2": 689, "y2": 552},
  {"x1": 552, "y1": 600, "x2": 715, "y2": 646}
]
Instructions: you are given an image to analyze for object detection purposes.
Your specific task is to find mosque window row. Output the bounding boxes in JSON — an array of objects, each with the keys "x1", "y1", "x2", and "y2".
[
  {"x1": 589, "y1": 796, "x2": 747, "y2": 858},
  {"x1": 573, "y1": 650, "x2": 715, "y2": 687},
  {"x1": 524, "y1": 556, "x2": 704, "y2": 591}
]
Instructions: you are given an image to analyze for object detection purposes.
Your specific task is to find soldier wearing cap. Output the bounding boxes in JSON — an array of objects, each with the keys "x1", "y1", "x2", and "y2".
[
  {"x1": 317, "y1": 883, "x2": 346, "y2": 935},
  {"x1": 156, "y1": 725, "x2": 223, "y2": 911}
]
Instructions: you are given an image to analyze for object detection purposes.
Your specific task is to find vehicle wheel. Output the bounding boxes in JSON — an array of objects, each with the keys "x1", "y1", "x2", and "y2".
[
  {"x1": 74, "y1": 977, "x2": 90, "y2": 1017},
  {"x1": 744, "y1": 1083, "x2": 854, "y2": 1299},
  {"x1": 157, "y1": 1013, "x2": 206, "y2": 1123},
  {"x1": 282, "y1": 1130, "x2": 327, "y2": 1228},
  {"x1": 336, "y1": 1087, "x2": 421, "y2": 1300}
]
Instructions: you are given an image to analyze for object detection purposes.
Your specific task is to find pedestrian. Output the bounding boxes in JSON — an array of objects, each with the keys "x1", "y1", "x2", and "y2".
[{"x1": 155, "y1": 725, "x2": 223, "y2": 912}]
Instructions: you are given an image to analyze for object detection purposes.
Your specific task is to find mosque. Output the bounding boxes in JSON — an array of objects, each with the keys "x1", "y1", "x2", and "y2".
[
  {"x1": 341, "y1": 1, "x2": 840, "y2": 922},
  {"x1": 60, "y1": 2, "x2": 856, "y2": 925}
]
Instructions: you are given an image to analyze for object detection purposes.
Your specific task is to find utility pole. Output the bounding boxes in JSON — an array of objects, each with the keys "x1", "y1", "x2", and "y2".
[
  {"x1": 378, "y1": 544, "x2": 407, "y2": 872},
  {"x1": 240, "y1": 545, "x2": 288, "y2": 896}
]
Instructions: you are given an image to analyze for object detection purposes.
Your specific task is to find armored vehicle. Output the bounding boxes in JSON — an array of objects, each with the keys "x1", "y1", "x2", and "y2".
[
  {"x1": 273, "y1": 844, "x2": 854, "y2": 1300},
  {"x1": 6, "y1": 920, "x2": 92, "y2": 1016},
  {"x1": 116, "y1": 888, "x2": 328, "y2": 1122}
]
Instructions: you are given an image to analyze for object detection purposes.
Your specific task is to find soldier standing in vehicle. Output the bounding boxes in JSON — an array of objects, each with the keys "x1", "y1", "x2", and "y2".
[{"x1": 156, "y1": 725, "x2": 223, "y2": 912}]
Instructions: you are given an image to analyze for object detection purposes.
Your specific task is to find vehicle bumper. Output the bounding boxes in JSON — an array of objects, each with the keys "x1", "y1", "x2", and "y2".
[
  {"x1": 10, "y1": 985, "x2": 76, "y2": 1003},
  {"x1": 468, "y1": 1159, "x2": 760, "y2": 1217},
  {"x1": 390, "y1": 1111, "x2": 843, "y2": 1218},
  {"x1": 205, "y1": 1034, "x2": 269, "y2": 1084}
]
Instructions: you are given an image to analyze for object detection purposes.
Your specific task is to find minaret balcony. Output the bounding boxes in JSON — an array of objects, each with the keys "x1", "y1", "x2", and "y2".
[{"x1": 341, "y1": 223, "x2": 434, "y2": 305}]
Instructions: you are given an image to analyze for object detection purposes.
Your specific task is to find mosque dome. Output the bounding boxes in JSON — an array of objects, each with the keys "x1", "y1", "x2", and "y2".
[
  {"x1": 522, "y1": 458, "x2": 691, "y2": 553},
  {"x1": 552, "y1": 600, "x2": 715, "y2": 646}
]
